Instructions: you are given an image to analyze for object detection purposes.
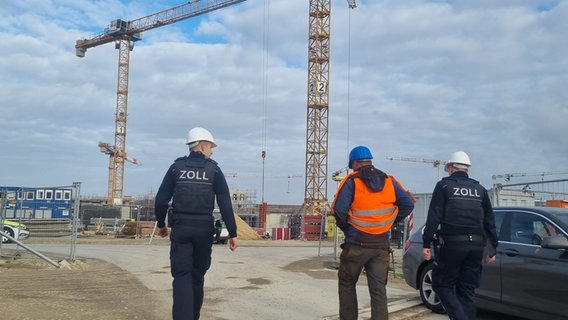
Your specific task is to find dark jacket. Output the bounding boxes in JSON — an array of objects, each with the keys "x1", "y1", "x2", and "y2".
[
  {"x1": 422, "y1": 171, "x2": 498, "y2": 249},
  {"x1": 154, "y1": 151, "x2": 237, "y2": 238},
  {"x1": 332, "y1": 165, "x2": 415, "y2": 248}
]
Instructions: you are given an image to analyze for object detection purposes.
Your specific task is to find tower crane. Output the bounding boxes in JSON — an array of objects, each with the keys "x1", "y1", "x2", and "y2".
[
  {"x1": 386, "y1": 156, "x2": 446, "y2": 180},
  {"x1": 492, "y1": 171, "x2": 568, "y2": 182},
  {"x1": 98, "y1": 142, "x2": 140, "y2": 166},
  {"x1": 331, "y1": 166, "x2": 350, "y2": 182},
  {"x1": 301, "y1": 0, "x2": 355, "y2": 240},
  {"x1": 304, "y1": 0, "x2": 333, "y2": 218},
  {"x1": 75, "y1": 0, "x2": 246, "y2": 205},
  {"x1": 98, "y1": 142, "x2": 140, "y2": 205}
]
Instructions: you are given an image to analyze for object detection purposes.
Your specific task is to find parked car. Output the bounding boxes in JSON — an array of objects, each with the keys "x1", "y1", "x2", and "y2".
[
  {"x1": 402, "y1": 206, "x2": 568, "y2": 320},
  {"x1": 1, "y1": 219, "x2": 30, "y2": 243},
  {"x1": 213, "y1": 210, "x2": 229, "y2": 244}
]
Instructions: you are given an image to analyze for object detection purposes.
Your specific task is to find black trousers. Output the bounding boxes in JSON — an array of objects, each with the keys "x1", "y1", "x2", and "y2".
[
  {"x1": 432, "y1": 242, "x2": 484, "y2": 320},
  {"x1": 169, "y1": 224, "x2": 214, "y2": 320}
]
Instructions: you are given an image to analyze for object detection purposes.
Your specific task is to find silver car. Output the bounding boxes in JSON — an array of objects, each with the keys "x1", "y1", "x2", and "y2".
[{"x1": 402, "y1": 206, "x2": 568, "y2": 320}]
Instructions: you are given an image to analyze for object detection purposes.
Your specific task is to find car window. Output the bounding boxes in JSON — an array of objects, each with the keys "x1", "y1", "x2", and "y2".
[
  {"x1": 493, "y1": 211, "x2": 505, "y2": 239},
  {"x1": 555, "y1": 212, "x2": 568, "y2": 226},
  {"x1": 509, "y1": 211, "x2": 567, "y2": 245}
]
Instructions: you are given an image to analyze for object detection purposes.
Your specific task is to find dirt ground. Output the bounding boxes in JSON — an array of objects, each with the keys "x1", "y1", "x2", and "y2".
[
  {"x1": 0, "y1": 236, "x2": 410, "y2": 320},
  {"x1": 0, "y1": 251, "x2": 165, "y2": 320}
]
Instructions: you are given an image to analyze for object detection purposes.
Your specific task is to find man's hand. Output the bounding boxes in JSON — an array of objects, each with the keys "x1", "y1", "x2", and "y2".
[
  {"x1": 157, "y1": 226, "x2": 169, "y2": 238},
  {"x1": 485, "y1": 255, "x2": 496, "y2": 264},
  {"x1": 229, "y1": 237, "x2": 238, "y2": 251},
  {"x1": 423, "y1": 248, "x2": 432, "y2": 261}
]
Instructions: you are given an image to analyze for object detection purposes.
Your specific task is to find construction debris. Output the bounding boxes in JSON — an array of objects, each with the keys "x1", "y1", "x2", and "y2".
[
  {"x1": 116, "y1": 215, "x2": 260, "y2": 240},
  {"x1": 235, "y1": 214, "x2": 261, "y2": 240},
  {"x1": 120, "y1": 221, "x2": 137, "y2": 236},
  {"x1": 94, "y1": 218, "x2": 107, "y2": 235}
]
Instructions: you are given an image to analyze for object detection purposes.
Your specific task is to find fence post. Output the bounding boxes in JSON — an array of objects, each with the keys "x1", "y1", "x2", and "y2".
[
  {"x1": 70, "y1": 182, "x2": 81, "y2": 262},
  {"x1": 0, "y1": 188, "x2": 5, "y2": 255}
]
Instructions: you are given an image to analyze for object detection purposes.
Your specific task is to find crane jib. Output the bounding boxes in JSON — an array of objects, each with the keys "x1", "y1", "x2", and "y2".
[{"x1": 75, "y1": 0, "x2": 247, "y2": 52}]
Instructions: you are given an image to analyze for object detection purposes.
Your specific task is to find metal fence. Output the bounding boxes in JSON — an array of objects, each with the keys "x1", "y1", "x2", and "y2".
[{"x1": 0, "y1": 182, "x2": 82, "y2": 267}]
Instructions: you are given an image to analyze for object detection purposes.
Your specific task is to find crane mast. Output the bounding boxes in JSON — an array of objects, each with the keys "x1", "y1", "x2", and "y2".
[
  {"x1": 304, "y1": 0, "x2": 331, "y2": 218},
  {"x1": 75, "y1": 0, "x2": 246, "y2": 205}
]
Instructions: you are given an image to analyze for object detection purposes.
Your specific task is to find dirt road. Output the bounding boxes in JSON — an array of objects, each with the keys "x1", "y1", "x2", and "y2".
[
  {"x1": 0, "y1": 255, "x2": 166, "y2": 320},
  {"x1": 0, "y1": 237, "x2": 415, "y2": 320}
]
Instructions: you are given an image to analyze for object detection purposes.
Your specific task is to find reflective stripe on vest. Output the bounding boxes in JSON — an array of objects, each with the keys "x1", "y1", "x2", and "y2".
[
  {"x1": 352, "y1": 206, "x2": 396, "y2": 217},
  {"x1": 333, "y1": 171, "x2": 399, "y2": 235}
]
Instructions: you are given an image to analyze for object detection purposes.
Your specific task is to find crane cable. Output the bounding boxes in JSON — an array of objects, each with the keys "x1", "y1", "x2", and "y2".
[
  {"x1": 346, "y1": 5, "x2": 354, "y2": 156},
  {"x1": 261, "y1": 0, "x2": 270, "y2": 203}
]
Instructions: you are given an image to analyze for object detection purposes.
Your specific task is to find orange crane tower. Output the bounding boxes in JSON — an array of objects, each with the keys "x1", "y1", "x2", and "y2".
[
  {"x1": 304, "y1": 0, "x2": 333, "y2": 218},
  {"x1": 75, "y1": 0, "x2": 246, "y2": 205},
  {"x1": 302, "y1": 1, "x2": 355, "y2": 240}
]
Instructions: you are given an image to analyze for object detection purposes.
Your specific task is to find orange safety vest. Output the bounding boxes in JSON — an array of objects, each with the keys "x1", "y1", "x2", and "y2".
[{"x1": 333, "y1": 171, "x2": 399, "y2": 235}]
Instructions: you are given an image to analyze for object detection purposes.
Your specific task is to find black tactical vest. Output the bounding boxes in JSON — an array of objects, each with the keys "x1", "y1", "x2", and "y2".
[
  {"x1": 442, "y1": 176, "x2": 485, "y2": 229},
  {"x1": 172, "y1": 156, "x2": 218, "y2": 214}
]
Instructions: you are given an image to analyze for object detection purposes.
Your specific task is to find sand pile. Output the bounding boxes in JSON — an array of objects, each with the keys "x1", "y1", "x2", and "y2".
[{"x1": 235, "y1": 214, "x2": 261, "y2": 240}]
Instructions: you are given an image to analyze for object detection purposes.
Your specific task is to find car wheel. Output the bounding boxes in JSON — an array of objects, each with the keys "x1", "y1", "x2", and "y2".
[
  {"x1": 419, "y1": 262, "x2": 445, "y2": 314},
  {"x1": 2, "y1": 227, "x2": 15, "y2": 244}
]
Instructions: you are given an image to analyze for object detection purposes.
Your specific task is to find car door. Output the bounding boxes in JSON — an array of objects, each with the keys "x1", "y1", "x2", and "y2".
[
  {"x1": 499, "y1": 210, "x2": 568, "y2": 318},
  {"x1": 477, "y1": 210, "x2": 505, "y2": 302}
]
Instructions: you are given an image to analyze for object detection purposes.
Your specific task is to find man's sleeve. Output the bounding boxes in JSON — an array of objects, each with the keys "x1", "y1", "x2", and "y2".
[
  {"x1": 482, "y1": 189, "x2": 499, "y2": 249},
  {"x1": 393, "y1": 180, "x2": 415, "y2": 223},
  {"x1": 422, "y1": 183, "x2": 445, "y2": 248},
  {"x1": 154, "y1": 164, "x2": 175, "y2": 228},
  {"x1": 332, "y1": 179, "x2": 354, "y2": 231},
  {"x1": 214, "y1": 168, "x2": 237, "y2": 238}
]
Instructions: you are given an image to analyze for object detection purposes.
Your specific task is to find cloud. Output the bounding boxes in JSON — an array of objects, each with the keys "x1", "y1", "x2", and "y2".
[{"x1": 1, "y1": 0, "x2": 567, "y2": 205}]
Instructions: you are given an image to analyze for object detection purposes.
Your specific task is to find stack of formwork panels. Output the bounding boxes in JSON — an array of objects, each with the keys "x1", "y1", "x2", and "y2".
[{"x1": 303, "y1": 215, "x2": 323, "y2": 240}]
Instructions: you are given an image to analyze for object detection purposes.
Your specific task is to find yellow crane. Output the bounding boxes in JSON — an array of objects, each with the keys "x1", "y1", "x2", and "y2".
[
  {"x1": 305, "y1": 0, "x2": 356, "y2": 216},
  {"x1": 98, "y1": 142, "x2": 140, "y2": 166},
  {"x1": 302, "y1": 0, "x2": 356, "y2": 241},
  {"x1": 98, "y1": 142, "x2": 140, "y2": 204},
  {"x1": 75, "y1": 0, "x2": 246, "y2": 205},
  {"x1": 386, "y1": 156, "x2": 445, "y2": 180},
  {"x1": 304, "y1": 0, "x2": 332, "y2": 218}
]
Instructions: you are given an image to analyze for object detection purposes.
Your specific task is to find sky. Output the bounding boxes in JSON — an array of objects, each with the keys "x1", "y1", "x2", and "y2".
[{"x1": 1, "y1": 0, "x2": 568, "y2": 205}]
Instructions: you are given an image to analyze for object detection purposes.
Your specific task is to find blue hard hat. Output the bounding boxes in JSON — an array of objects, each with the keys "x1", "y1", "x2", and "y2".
[{"x1": 348, "y1": 146, "x2": 373, "y2": 169}]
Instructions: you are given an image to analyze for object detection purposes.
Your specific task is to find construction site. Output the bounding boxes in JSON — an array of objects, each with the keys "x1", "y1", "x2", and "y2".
[
  {"x1": 63, "y1": 0, "x2": 332, "y2": 240},
  {"x1": 2, "y1": 1, "x2": 568, "y2": 319},
  {"x1": 2, "y1": 0, "x2": 567, "y2": 248},
  {"x1": 0, "y1": 3, "x2": 415, "y2": 319},
  {"x1": 3, "y1": 0, "x2": 568, "y2": 250}
]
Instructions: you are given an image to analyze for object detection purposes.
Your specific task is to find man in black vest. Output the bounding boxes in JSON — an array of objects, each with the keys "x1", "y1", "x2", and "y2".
[
  {"x1": 155, "y1": 127, "x2": 238, "y2": 320},
  {"x1": 422, "y1": 151, "x2": 498, "y2": 320}
]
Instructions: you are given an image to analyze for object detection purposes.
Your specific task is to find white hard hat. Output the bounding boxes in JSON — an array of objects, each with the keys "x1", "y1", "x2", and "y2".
[
  {"x1": 186, "y1": 127, "x2": 217, "y2": 148},
  {"x1": 445, "y1": 151, "x2": 471, "y2": 172}
]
